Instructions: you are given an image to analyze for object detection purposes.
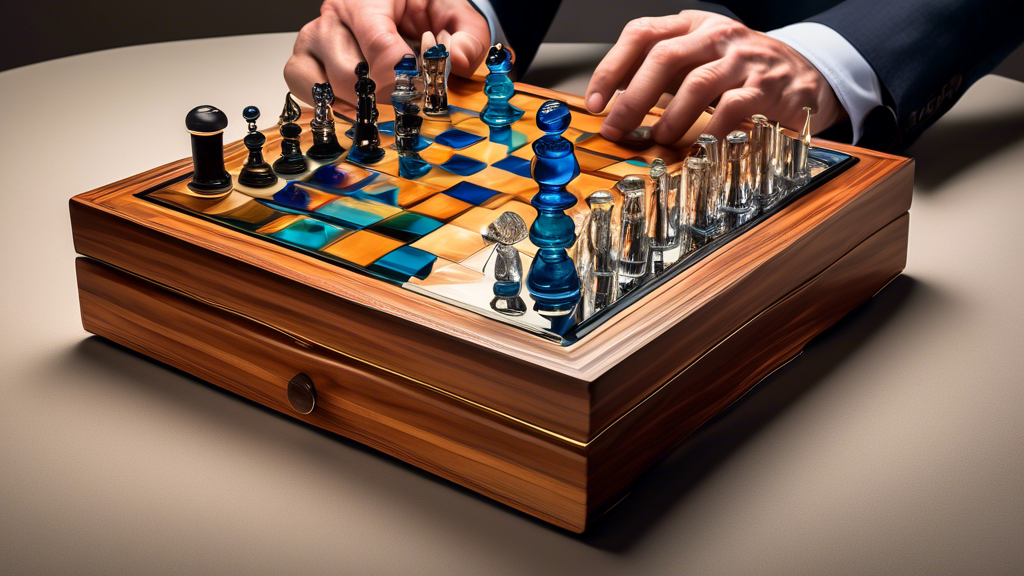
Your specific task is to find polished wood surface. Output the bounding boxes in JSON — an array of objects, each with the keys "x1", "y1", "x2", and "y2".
[
  {"x1": 75, "y1": 213, "x2": 908, "y2": 533},
  {"x1": 68, "y1": 77, "x2": 914, "y2": 441}
]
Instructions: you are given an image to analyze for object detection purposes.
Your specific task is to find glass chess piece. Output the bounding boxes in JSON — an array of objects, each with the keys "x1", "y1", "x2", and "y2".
[
  {"x1": 484, "y1": 211, "x2": 529, "y2": 316},
  {"x1": 348, "y1": 62, "x2": 386, "y2": 165},
  {"x1": 750, "y1": 114, "x2": 783, "y2": 210},
  {"x1": 616, "y1": 175, "x2": 650, "y2": 288},
  {"x1": 650, "y1": 157, "x2": 681, "y2": 250},
  {"x1": 422, "y1": 44, "x2": 451, "y2": 116},
  {"x1": 525, "y1": 100, "x2": 582, "y2": 317},
  {"x1": 576, "y1": 190, "x2": 620, "y2": 320},
  {"x1": 721, "y1": 130, "x2": 757, "y2": 229},
  {"x1": 685, "y1": 156, "x2": 722, "y2": 248},
  {"x1": 238, "y1": 106, "x2": 278, "y2": 188},
  {"x1": 481, "y1": 43, "x2": 524, "y2": 145},
  {"x1": 307, "y1": 82, "x2": 345, "y2": 161},
  {"x1": 391, "y1": 54, "x2": 424, "y2": 150}
]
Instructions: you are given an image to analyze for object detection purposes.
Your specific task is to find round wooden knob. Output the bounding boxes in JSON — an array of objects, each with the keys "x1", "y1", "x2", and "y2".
[{"x1": 287, "y1": 373, "x2": 316, "y2": 415}]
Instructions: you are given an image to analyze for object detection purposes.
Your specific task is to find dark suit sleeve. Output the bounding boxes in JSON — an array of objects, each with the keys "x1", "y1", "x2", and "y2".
[
  {"x1": 807, "y1": 0, "x2": 1024, "y2": 149},
  {"x1": 470, "y1": 0, "x2": 564, "y2": 80}
]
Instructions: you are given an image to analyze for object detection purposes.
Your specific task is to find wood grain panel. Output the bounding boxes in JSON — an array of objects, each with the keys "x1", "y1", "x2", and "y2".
[{"x1": 77, "y1": 257, "x2": 589, "y2": 532}]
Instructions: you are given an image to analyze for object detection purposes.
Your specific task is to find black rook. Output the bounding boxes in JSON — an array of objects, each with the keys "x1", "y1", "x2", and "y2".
[{"x1": 185, "y1": 105, "x2": 232, "y2": 195}]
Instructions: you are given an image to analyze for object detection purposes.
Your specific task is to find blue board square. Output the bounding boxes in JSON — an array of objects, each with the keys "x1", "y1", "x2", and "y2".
[
  {"x1": 434, "y1": 128, "x2": 485, "y2": 150},
  {"x1": 442, "y1": 181, "x2": 501, "y2": 206},
  {"x1": 369, "y1": 211, "x2": 443, "y2": 242},
  {"x1": 315, "y1": 199, "x2": 390, "y2": 229},
  {"x1": 271, "y1": 182, "x2": 315, "y2": 210},
  {"x1": 378, "y1": 120, "x2": 395, "y2": 135},
  {"x1": 492, "y1": 156, "x2": 533, "y2": 179},
  {"x1": 368, "y1": 246, "x2": 438, "y2": 283},
  {"x1": 439, "y1": 154, "x2": 487, "y2": 176}
]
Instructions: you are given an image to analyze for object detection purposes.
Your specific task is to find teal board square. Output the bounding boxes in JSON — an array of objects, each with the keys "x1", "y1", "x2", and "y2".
[{"x1": 368, "y1": 246, "x2": 438, "y2": 283}]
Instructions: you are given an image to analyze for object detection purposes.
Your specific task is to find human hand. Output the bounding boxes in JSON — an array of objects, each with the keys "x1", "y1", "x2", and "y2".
[
  {"x1": 585, "y1": 11, "x2": 847, "y2": 145},
  {"x1": 285, "y1": 0, "x2": 490, "y2": 105}
]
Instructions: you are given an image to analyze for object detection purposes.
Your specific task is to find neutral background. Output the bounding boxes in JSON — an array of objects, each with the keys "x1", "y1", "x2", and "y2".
[
  {"x1": 3, "y1": 0, "x2": 1024, "y2": 79},
  {"x1": 1, "y1": 9, "x2": 1023, "y2": 576}
]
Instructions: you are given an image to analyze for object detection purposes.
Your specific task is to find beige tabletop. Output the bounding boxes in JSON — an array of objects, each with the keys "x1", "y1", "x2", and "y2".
[{"x1": 1, "y1": 34, "x2": 1022, "y2": 575}]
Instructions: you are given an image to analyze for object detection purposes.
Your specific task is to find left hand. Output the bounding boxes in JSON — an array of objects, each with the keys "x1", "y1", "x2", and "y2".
[{"x1": 585, "y1": 11, "x2": 847, "y2": 145}]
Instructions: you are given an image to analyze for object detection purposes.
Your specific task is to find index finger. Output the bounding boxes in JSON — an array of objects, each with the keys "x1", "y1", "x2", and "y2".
[
  {"x1": 346, "y1": 7, "x2": 413, "y2": 94},
  {"x1": 585, "y1": 15, "x2": 695, "y2": 113}
]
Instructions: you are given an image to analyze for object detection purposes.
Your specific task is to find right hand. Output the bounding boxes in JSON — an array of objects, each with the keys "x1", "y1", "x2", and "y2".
[{"x1": 285, "y1": 0, "x2": 490, "y2": 106}]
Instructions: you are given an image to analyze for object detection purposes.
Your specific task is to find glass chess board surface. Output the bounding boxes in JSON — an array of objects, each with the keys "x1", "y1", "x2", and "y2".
[{"x1": 142, "y1": 87, "x2": 855, "y2": 345}]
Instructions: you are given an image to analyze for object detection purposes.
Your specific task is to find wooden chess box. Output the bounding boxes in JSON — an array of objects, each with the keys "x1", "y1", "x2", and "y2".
[{"x1": 69, "y1": 80, "x2": 913, "y2": 533}]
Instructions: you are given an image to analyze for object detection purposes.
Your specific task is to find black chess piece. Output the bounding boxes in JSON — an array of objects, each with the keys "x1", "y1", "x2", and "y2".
[
  {"x1": 238, "y1": 106, "x2": 278, "y2": 188},
  {"x1": 307, "y1": 82, "x2": 345, "y2": 161},
  {"x1": 278, "y1": 91, "x2": 302, "y2": 125},
  {"x1": 348, "y1": 61, "x2": 386, "y2": 165},
  {"x1": 185, "y1": 105, "x2": 232, "y2": 195},
  {"x1": 273, "y1": 100, "x2": 308, "y2": 175}
]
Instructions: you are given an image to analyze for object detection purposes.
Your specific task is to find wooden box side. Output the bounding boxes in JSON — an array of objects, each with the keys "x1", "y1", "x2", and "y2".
[{"x1": 76, "y1": 257, "x2": 590, "y2": 532}]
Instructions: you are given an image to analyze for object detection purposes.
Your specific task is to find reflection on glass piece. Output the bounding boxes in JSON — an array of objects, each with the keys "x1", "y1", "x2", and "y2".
[
  {"x1": 443, "y1": 181, "x2": 501, "y2": 205},
  {"x1": 368, "y1": 245, "x2": 437, "y2": 283},
  {"x1": 616, "y1": 176, "x2": 649, "y2": 281},
  {"x1": 492, "y1": 155, "x2": 533, "y2": 179},
  {"x1": 489, "y1": 125, "x2": 528, "y2": 153},
  {"x1": 268, "y1": 217, "x2": 350, "y2": 250},
  {"x1": 526, "y1": 100, "x2": 582, "y2": 316},
  {"x1": 577, "y1": 190, "x2": 619, "y2": 319},
  {"x1": 722, "y1": 130, "x2": 758, "y2": 229},
  {"x1": 439, "y1": 154, "x2": 487, "y2": 176},
  {"x1": 490, "y1": 295, "x2": 527, "y2": 316},
  {"x1": 369, "y1": 211, "x2": 443, "y2": 242},
  {"x1": 423, "y1": 44, "x2": 451, "y2": 116},
  {"x1": 399, "y1": 151, "x2": 432, "y2": 179},
  {"x1": 434, "y1": 128, "x2": 485, "y2": 150},
  {"x1": 650, "y1": 158, "x2": 680, "y2": 250},
  {"x1": 481, "y1": 43, "x2": 525, "y2": 135},
  {"x1": 393, "y1": 55, "x2": 426, "y2": 154},
  {"x1": 685, "y1": 156, "x2": 720, "y2": 248}
]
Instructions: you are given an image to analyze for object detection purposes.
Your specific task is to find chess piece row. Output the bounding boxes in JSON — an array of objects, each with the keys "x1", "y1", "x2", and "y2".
[{"x1": 575, "y1": 111, "x2": 814, "y2": 319}]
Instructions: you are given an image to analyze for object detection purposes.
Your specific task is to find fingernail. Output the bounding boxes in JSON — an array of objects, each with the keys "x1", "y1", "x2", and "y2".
[
  {"x1": 586, "y1": 93, "x2": 604, "y2": 113},
  {"x1": 601, "y1": 123, "x2": 623, "y2": 141}
]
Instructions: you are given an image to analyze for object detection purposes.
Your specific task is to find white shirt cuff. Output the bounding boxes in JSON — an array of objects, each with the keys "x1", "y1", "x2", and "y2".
[
  {"x1": 767, "y1": 22, "x2": 884, "y2": 144},
  {"x1": 466, "y1": 0, "x2": 508, "y2": 48}
]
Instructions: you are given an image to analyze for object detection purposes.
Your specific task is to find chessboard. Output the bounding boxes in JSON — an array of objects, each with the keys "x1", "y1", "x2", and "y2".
[{"x1": 70, "y1": 75, "x2": 914, "y2": 532}]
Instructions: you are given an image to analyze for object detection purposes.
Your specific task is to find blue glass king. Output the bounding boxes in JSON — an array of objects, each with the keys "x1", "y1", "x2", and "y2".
[{"x1": 526, "y1": 100, "x2": 581, "y2": 315}]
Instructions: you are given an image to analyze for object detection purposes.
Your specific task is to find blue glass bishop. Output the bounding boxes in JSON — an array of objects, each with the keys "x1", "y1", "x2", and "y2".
[{"x1": 526, "y1": 100, "x2": 581, "y2": 316}]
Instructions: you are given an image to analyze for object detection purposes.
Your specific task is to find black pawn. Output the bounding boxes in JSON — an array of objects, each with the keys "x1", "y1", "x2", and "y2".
[
  {"x1": 185, "y1": 105, "x2": 232, "y2": 195},
  {"x1": 273, "y1": 122, "x2": 308, "y2": 175},
  {"x1": 238, "y1": 106, "x2": 278, "y2": 188}
]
